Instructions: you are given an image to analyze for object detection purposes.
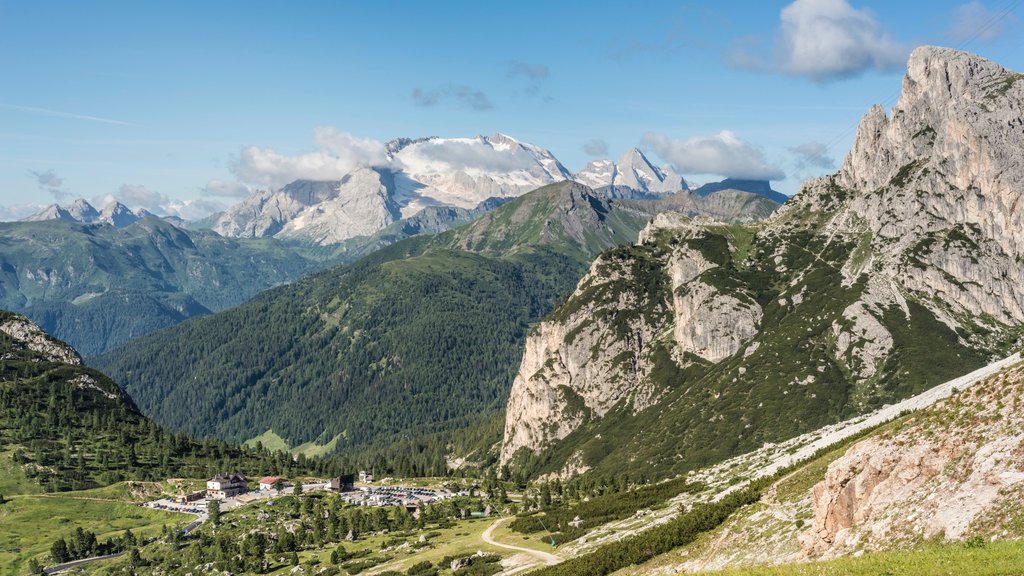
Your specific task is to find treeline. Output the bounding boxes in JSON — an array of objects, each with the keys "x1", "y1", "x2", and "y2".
[
  {"x1": 49, "y1": 527, "x2": 138, "y2": 564},
  {"x1": 530, "y1": 482, "x2": 766, "y2": 576},
  {"x1": 510, "y1": 476, "x2": 706, "y2": 544},
  {"x1": 334, "y1": 412, "x2": 505, "y2": 479}
]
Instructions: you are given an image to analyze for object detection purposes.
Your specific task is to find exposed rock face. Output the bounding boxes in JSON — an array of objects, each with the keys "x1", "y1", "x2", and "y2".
[
  {"x1": 0, "y1": 313, "x2": 82, "y2": 365},
  {"x1": 672, "y1": 278, "x2": 761, "y2": 363},
  {"x1": 784, "y1": 46, "x2": 1024, "y2": 325},
  {"x1": 801, "y1": 364, "x2": 1024, "y2": 558},
  {"x1": 499, "y1": 256, "x2": 667, "y2": 465},
  {"x1": 500, "y1": 218, "x2": 763, "y2": 465},
  {"x1": 276, "y1": 168, "x2": 401, "y2": 244}
]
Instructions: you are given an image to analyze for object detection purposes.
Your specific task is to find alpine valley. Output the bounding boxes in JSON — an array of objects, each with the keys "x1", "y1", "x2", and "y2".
[{"x1": 2, "y1": 36, "x2": 1024, "y2": 576}]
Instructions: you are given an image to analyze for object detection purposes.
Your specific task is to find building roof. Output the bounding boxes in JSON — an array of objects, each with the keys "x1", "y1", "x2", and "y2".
[
  {"x1": 210, "y1": 473, "x2": 247, "y2": 483},
  {"x1": 259, "y1": 476, "x2": 282, "y2": 484}
]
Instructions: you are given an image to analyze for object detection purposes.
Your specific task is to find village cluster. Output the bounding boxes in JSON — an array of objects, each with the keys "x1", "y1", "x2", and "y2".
[{"x1": 143, "y1": 470, "x2": 454, "y2": 516}]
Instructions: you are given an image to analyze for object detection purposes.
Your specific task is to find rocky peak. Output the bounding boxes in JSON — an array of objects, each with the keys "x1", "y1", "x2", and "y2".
[
  {"x1": 22, "y1": 204, "x2": 74, "y2": 223},
  {"x1": 68, "y1": 198, "x2": 100, "y2": 222},
  {"x1": 99, "y1": 201, "x2": 141, "y2": 228},
  {"x1": 837, "y1": 46, "x2": 1020, "y2": 194},
  {"x1": 616, "y1": 148, "x2": 685, "y2": 193},
  {"x1": 784, "y1": 46, "x2": 1024, "y2": 325}
]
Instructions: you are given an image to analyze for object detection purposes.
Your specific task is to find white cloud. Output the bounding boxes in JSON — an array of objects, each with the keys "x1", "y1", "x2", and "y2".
[
  {"x1": 203, "y1": 179, "x2": 251, "y2": 198},
  {"x1": 116, "y1": 184, "x2": 167, "y2": 209},
  {"x1": 789, "y1": 141, "x2": 835, "y2": 171},
  {"x1": 732, "y1": 0, "x2": 909, "y2": 82},
  {"x1": 948, "y1": 1, "x2": 1015, "y2": 42},
  {"x1": 415, "y1": 140, "x2": 539, "y2": 172},
  {"x1": 230, "y1": 127, "x2": 389, "y2": 188},
  {"x1": 163, "y1": 198, "x2": 227, "y2": 221},
  {"x1": 642, "y1": 131, "x2": 785, "y2": 180},
  {"x1": 411, "y1": 85, "x2": 494, "y2": 110},
  {"x1": 582, "y1": 138, "x2": 609, "y2": 157},
  {"x1": 506, "y1": 61, "x2": 552, "y2": 99}
]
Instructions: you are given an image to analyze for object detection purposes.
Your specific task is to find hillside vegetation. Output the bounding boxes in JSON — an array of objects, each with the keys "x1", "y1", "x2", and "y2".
[
  {"x1": 94, "y1": 183, "x2": 774, "y2": 457},
  {"x1": 0, "y1": 310, "x2": 339, "y2": 493}
]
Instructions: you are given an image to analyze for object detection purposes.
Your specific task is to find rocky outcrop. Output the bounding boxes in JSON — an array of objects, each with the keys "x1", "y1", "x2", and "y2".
[
  {"x1": 500, "y1": 220, "x2": 764, "y2": 466},
  {"x1": 801, "y1": 363, "x2": 1024, "y2": 557},
  {"x1": 0, "y1": 313, "x2": 82, "y2": 365},
  {"x1": 499, "y1": 255, "x2": 668, "y2": 465},
  {"x1": 672, "y1": 281, "x2": 761, "y2": 363}
]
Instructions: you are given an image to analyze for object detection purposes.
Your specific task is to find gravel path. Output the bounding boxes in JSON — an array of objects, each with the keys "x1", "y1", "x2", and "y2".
[{"x1": 482, "y1": 517, "x2": 562, "y2": 566}]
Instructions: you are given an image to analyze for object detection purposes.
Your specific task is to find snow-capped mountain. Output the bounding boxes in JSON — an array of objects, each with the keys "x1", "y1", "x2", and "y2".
[
  {"x1": 23, "y1": 199, "x2": 146, "y2": 228},
  {"x1": 575, "y1": 148, "x2": 687, "y2": 197},
  {"x1": 211, "y1": 132, "x2": 573, "y2": 245}
]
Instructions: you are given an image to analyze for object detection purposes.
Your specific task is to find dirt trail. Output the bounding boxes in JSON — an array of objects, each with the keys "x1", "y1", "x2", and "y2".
[{"x1": 482, "y1": 517, "x2": 562, "y2": 566}]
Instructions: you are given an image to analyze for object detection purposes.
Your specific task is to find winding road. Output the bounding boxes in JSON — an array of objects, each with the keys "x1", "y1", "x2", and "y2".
[{"x1": 481, "y1": 517, "x2": 562, "y2": 566}]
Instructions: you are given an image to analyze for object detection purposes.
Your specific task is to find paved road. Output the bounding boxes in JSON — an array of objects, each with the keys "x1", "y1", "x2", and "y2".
[{"x1": 481, "y1": 517, "x2": 561, "y2": 566}]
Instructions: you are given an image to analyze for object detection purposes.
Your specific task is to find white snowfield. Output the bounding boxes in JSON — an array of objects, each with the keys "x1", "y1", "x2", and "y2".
[{"x1": 562, "y1": 352, "x2": 1022, "y2": 556}]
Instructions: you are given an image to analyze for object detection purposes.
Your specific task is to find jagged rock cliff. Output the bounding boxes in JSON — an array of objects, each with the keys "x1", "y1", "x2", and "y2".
[
  {"x1": 801, "y1": 362, "x2": 1024, "y2": 558},
  {"x1": 500, "y1": 47, "x2": 1024, "y2": 479}
]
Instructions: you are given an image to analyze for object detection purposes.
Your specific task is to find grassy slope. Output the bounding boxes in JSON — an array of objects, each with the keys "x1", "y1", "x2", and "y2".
[
  {"x1": 0, "y1": 469, "x2": 186, "y2": 576},
  {"x1": 701, "y1": 541, "x2": 1024, "y2": 576}
]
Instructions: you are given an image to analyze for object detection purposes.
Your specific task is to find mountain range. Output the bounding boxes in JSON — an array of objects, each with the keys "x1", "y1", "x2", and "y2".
[
  {"x1": 205, "y1": 136, "x2": 771, "y2": 246},
  {"x1": 23, "y1": 198, "x2": 152, "y2": 228}
]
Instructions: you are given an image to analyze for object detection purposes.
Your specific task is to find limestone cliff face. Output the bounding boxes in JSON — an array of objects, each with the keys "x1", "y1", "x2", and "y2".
[
  {"x1": 499, "y1": 254, "x2": 667, "y2": 467},
  {"x1": 801, "y1": 363, "x2": 1024, "y2": 558},
  {"x1": 499, "y1": 216, "x2": 763, "y2": 466},
  {"x1": 0, "y1": 313, "x2": 82, "y2": 365}
]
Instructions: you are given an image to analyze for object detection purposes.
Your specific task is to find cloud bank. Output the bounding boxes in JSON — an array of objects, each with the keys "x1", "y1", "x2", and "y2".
[
  {"x1": 789, "y1": 141, "x2": 835, "y2": 171},
  {"x1": 106, "y1": 184, "x2": 227, "y2": 220},
  {"x1": 732, "y1": 0, "x2": 909, "y2": 82},
  {"x1": 230, "y1": 127, "x2": 389, "y2": 188},
  {"x1": 642, "y1": 131, "x2": 785, "y2": 180}
]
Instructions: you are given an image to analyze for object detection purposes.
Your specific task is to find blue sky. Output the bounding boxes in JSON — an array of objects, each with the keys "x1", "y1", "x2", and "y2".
[{"x1": 1, "y1": 0, "x2": 1021, "y2": 219}]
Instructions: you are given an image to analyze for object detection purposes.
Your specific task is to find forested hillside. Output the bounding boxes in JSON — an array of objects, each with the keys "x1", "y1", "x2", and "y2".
[
  {"x1": 91, "y1": 184, "x2": 644, "y2": 451},
  {"x1": 0, "y1": 310, "x2": 338, "y2": 493}
]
